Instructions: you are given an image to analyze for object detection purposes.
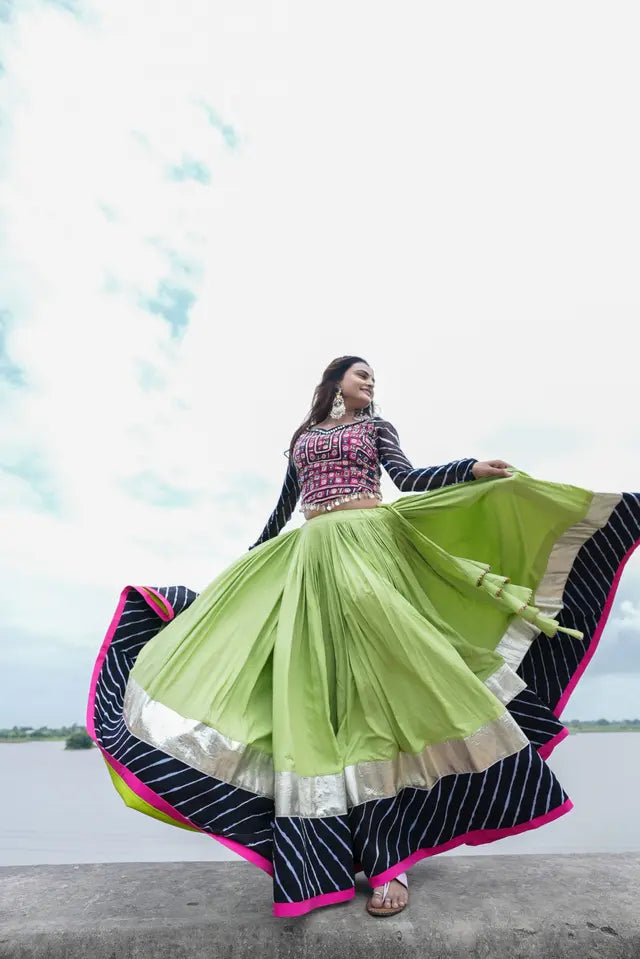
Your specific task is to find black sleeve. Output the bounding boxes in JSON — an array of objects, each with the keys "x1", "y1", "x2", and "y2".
[
  {"x1": 249, "y1": 456, "x2": 301, "y2": 549},
  {"x1": 375, "y1": 418, "x2": 477, "y2": 492}
]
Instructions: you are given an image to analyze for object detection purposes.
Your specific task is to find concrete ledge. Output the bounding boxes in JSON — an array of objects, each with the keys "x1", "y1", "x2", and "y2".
[{"x1": 1, "y1": 854, "x2": 639, "y2": 958}]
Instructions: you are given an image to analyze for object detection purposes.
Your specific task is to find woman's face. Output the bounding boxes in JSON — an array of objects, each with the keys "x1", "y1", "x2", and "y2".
[{"x1": 340, "y1": 362, "x2": 375, "y2": 409}]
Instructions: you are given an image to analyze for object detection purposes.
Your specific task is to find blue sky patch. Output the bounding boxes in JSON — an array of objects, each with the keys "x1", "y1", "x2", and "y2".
[
  {"x1": 169, "y1": 156, "x2": 211, "y2": 184},
  {"x1": 98, "y1": 202, "x2": 117, "y2": 222},
  {"x1": 143, "y1": 281, "x2": 195, "y2": 339},
  {"x1": 135, "y1": 360, "x2": 166, "y2": 392},
  {"x1": 0, "y1": 310, "x2": 26, "y2": 387},
  {"x1": 200, "y1": 103, "x2": 239, "y2": 150},
  {"x1": 44, "y1": 0, "x2": 83, "y2": 14},
  {"x1": 214, "y1": 471, "x2": 272, "y2": 508},
  {"x1": 121, "y1": 470, "x2": 200, "y2": 508},
  {"x1": 1, "y1": 455, "x2": 61, "y2": 513},
  {"x1": 147, "y1": 237, "x2": 201, "y2": 285}
]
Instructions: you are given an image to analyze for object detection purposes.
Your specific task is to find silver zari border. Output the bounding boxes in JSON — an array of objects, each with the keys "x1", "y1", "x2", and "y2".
[
  {"x1": 123, "y1": 678, "x2": 274, "y2": 799},
  {"x1": 485, "y1": 662, "x2": 527, "y2": 704},
  {"x1": 281, "y1": 712, "x2": 529, "y2": 817},
  {"x1": 121, "y1": 491, "x2": 621, "y2": 818},
  {"x1": 123, "y1": 669, "x2": 530, "y2": 818},
  {"x1": 495, "y1": 491, "x2": 621, "y2": 672}
]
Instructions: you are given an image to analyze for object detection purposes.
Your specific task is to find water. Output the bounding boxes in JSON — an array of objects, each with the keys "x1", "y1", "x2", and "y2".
[{"x1": 1, "y1": 734, "x2": 638, "y2": 866}]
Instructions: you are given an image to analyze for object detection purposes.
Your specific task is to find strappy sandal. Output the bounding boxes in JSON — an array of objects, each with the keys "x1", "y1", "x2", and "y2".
[{"x1": 366, "y1": 871, "x2": 408, "y2": 917}]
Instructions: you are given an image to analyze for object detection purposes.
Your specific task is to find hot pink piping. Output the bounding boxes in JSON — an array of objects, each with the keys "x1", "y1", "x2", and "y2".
[
  {"x1": 361, "y1": 535, "x2": 640, "y2": 891},
  {"x1": 367, "y1": 797, "x2": 574, "y2": 887},
  {"x1": 554, "y1": 535, "x2": 640, "y2": 718},
  {"x1": 537, "y1": 726, "x2": 569, "y2": 760},
  {"x1": 100, "y1": 747, "x2": 273, "y2": 876},
  {"x1": 273, "y1": 887, "x2": 355, "y2": 917},
  {"x1": 140, "y1": 586, "x2": 175, "y2": 621},
  {"x1": 89, "y1": 528, "x2": 637, "y2": 918},
  {"x1": 86, "y1": 586, "x2": 172, "y2": 739},
  {"x1": 86, "y1": 586, "x2": 131, "y2": 739},
  {"x1": 361, "y1": 521, "x2": 640, "y2": 895},
  {"x1": 86, "y1": 585, "x2": 273, "y2": 878}
]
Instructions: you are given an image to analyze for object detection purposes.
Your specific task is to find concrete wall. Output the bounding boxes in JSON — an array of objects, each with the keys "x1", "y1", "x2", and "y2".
[{"x1": 1, "y1": 853, "x2": 639, "y2": 958}]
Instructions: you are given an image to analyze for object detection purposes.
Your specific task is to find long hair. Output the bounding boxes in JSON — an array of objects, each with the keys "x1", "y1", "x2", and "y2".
[{"x1": 286, "y1": 355, "x2": 377, "y2": 459}]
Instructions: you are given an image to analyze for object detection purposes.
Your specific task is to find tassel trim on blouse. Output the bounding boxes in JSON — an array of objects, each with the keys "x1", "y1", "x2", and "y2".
[{"x1": 300, "y1": 490, "x2": 383, "y2": 516}]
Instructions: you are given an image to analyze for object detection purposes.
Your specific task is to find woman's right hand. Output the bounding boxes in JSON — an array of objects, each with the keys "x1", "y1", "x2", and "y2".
[{"x1": 471, "y1": 459, "x2": 514, "y2": 479}]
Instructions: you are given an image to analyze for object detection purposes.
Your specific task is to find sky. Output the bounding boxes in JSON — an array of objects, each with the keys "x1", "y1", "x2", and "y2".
[{"x1": 1, "y1": 0, "x2": 639, "y2": 726}]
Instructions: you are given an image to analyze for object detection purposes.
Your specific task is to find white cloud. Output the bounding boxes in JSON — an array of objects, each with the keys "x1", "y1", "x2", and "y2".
[
  {"x1": 610, "y1": 599, "x2": 640, "y2": 634},
  {"x1": 1, "y1": 0, "x2": 640, "y2": 724}
]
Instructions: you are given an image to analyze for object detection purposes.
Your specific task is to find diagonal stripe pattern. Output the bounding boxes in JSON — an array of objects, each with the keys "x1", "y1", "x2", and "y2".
[{"x1": 89, "y1": 492, "x2": 640, "y2": 915}]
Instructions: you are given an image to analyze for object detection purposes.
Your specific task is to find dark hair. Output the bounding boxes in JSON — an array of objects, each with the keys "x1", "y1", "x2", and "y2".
[{"x1": 286, "y1": 355, "x2": 376, "y2": 458}]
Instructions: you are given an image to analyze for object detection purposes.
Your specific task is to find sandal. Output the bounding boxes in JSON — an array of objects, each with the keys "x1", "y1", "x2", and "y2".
[{"x1": 366, "y1": 871, "x2": 409, "y2": 917}]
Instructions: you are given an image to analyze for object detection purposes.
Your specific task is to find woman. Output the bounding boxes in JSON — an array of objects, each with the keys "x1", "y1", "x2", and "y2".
[{"x1": 87, "y1": 354, "x2": 640, "y2": 918}]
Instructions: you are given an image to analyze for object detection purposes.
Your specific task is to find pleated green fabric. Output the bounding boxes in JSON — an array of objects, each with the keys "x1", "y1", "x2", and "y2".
[{"x1": 129, "y1": 471, "x2": 592, "y2": 781}]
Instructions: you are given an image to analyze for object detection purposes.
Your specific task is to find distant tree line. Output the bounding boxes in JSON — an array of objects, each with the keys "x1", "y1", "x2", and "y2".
[
  {"x1": 0, "y1": 723, "x2": 94, "y2": 748},
  {"x1": 2, "y1": 719, "x2": 639, "y2": 748},
  {"x1": 0, "y1": 723, "x2": 84, "y2": 740},
  {"x1": 565, "y1": 718, "x2": 640, "y2": 726}
]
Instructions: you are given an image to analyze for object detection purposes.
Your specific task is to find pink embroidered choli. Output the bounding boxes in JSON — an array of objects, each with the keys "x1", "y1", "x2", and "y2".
[
  {"x1": 292, "y1": 418, "x2": 382, "y2": 515},
  {"x1": 248, "y1": 415, "x2": 478, "y2": 550}
]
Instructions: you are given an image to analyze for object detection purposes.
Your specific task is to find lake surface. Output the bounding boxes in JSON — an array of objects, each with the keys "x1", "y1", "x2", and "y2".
[{"x1": 1, "y1": 734, "x2": 639, "y2": 866}]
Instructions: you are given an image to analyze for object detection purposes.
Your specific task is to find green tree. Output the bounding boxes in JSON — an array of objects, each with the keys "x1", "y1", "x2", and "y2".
[{"x1": 65, "y1": 730, "x2": 94, "y2": 750}]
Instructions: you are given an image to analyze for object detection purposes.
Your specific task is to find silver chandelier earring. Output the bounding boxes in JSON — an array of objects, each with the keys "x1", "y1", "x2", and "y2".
[{"x1": 329, "y1": 386, "x2": 346, "y2": 419}]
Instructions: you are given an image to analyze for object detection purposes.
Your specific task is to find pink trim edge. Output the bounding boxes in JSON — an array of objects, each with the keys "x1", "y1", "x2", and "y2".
[
  {"x1": 273, "y1": 792, "x2": 574, "y2": 913},
  {"x1": 86, "y1": 586, "x2": 172, "y2": 739},
  {"x1": 86, "y1": 586, "x2": 274, "y2": 878},
  {"x1": 367, "y1": 797, "x2": 574, "y2": 887},
  {"x1": 86, "y1": 586, "x2": 131, "y2": 739},
  {"x1": 90, "y1": 535, "x2": 639, "y2": 919},
  {"x1": 273, "y1": 887, "x2": 355, "y2": 918},
  {"x1": 554, "y1": 534, "x2": 640, "y2": 718},
  {"x1": 140, "y1": 586, "x2": 176, "y2": 621},
  {"x1": 537, "y1": 726, "x2": 569, "y2": 760},
  {"x1": 271, "y1": 521, "x2": 640, "y2": 908},
  {"x1": 100, "y1": 747, "x2": 273, "y2": 876}
]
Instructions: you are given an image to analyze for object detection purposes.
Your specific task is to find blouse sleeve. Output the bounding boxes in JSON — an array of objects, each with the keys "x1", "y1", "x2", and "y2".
[
  {"x1": 248, "y1": 455, "x2": 301, "y2": 549},
  {"x1": 375, "y1": 418, "x2": 477, "y2": 492}
]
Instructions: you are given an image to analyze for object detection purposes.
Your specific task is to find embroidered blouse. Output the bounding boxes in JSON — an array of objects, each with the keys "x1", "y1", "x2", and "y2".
[
  {"x1": 293, "y1": 417, "x2": 382, "y2": 515},
  {"x1": 248, "y1": 416, "x2": 477, "y2": 550}
]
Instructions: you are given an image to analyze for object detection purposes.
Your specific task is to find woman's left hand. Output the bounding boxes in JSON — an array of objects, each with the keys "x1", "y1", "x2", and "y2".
[{"x1": 472, "y1": 459, "x2": 514, "y2": 479}]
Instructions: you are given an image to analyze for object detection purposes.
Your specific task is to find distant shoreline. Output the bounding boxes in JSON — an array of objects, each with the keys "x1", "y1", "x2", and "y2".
[
  {"x1": 2, "y1": 723, "x2": 640, "y2": 744},
  {"x1": 0, "y1": 737, "x2": 68, "y2": 743},
  {"x1": 565, "y1": 725, "x2": 640, "y2": 734}
]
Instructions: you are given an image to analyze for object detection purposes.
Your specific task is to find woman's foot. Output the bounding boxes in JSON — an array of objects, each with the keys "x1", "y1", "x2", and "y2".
[{"x1": 366, "y1": 873, "x2": 409, "y2": 916}]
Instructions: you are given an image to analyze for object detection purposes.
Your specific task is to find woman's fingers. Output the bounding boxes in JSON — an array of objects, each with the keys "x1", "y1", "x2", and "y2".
[
  {"x1": 472, "y1": 460, "x2": 514, "y2": 479},
  {"x1": 486, "y1": 465, "x2": 511, "y2": 476}
]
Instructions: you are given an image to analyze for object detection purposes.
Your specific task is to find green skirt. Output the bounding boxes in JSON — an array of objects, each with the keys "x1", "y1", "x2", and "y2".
[{"x1": 89, "y1": 471, "x2": 638, "y2": 916}]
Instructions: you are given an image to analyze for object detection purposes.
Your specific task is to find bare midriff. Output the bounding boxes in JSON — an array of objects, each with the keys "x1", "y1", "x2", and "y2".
[{"x1": 303, "y1": 496, "x2": 381, "y2": 521}]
